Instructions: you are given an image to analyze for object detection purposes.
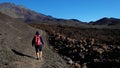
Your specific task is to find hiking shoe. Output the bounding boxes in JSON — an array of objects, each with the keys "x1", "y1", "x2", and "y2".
[
  {"x1": 40, "y1": 57, "x2": 43, "y2": 60},
  {"x1": 36, "y1": 58, "x2": 39, "y2": 60}
]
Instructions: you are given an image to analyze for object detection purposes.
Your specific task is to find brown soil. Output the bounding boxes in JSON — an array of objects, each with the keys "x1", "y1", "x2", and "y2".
[{"x1": 0, "y1": 13, "x2": 70, "y2": 68}]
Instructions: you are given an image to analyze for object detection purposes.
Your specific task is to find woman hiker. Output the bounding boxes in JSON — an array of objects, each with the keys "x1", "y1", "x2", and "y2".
[{"x1": 32, "y1": 31, "x2": 44, "y2": 60}]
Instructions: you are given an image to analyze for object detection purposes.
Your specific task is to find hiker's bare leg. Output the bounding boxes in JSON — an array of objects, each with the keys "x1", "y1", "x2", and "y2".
[
  {"x1": 39, "y1": 51, "x2": 42, "y2": 58},
  {"x1": 36, "y1": 52, "x2": 40, "y2": 58}
]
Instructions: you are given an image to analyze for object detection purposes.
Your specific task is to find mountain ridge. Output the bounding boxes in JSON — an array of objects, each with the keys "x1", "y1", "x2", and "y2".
[
  {"x1": 89, "y1": 17, "x2": 120, "y2": 25},
  {"x1": 0, "y1": 2, "x2": 49, "y2": 19},
  {"x1": 0, "y1": 2, "x2": 120, "y2": 27},
  {"x1": 0, "y1": 2, "x2": 87, "y2": 26}
]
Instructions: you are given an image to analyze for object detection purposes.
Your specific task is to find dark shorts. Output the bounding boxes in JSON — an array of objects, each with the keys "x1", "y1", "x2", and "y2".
[{"x1": 35, "y1": 45, "x2": 42, "y2": 53}]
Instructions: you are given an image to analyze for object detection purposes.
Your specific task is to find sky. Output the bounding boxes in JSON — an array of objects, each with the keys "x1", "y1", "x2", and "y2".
[{"x1": 0, "y1": 0, "x2": 120, "y2": 22}]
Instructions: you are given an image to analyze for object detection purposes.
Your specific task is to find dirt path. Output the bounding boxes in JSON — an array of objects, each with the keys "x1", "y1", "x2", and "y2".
[
  {"x1": 0, "y1": 13, "x2": 69, "y2": 68},
  {"x1": 0, "y1": 30, "x2": 69, "y2": 68}
]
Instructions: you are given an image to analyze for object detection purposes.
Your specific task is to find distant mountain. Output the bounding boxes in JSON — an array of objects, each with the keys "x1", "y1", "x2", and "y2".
[
  {"x1": 89, "y1": 17, "x2": 120, "y2": 25},
  {"x1": 1, "y1": 2, "x2": 120, "y2": 28},
  {"x1": 0, "y1": 2, "x2": 86, "y2": 26},
  {"x1": 0, "y1": 2, "x2": 52, "y2": 21}
]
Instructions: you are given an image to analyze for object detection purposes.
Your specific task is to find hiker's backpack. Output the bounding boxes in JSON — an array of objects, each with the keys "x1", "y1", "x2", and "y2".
[{"x1": 35, "y1": 35, "x2": 41, "y2": 46}]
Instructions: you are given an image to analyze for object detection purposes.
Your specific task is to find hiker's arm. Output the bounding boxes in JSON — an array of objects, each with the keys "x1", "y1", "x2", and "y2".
[
  {"x1": 32, "y1": 37, "x2": 35, "y2": 46},
  {"x1": 40, "y1": 37, "x2": 44, "y2": 45}
]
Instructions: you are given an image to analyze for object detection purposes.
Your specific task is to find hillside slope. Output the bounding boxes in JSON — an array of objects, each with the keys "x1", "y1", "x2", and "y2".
[
  {"x1": 0, "y1": 2, "x2": 47, "y2": 19},
  {"x1": 0, "y1": 2, "x2": 87, "y2": 27},
  {"x1": 0, "y1": 12, "x2": 69, "y2": 68}
]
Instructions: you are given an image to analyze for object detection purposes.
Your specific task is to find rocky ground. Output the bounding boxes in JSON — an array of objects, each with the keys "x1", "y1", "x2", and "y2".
[
  {"x1": 0, "y1": 13, "x2": 70, "y2": 68},
  {"x1": 29, "y1": 23, "x2": 120, "y2": 68}
]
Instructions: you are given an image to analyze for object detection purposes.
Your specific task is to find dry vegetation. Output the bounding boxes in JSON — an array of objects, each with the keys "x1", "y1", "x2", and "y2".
[
  {"x1": 29, "y1": 23, "x2": 120, "y2": 45},
  {"x1": 29, "y1": 23, "x2": 120, "y2": 68}
]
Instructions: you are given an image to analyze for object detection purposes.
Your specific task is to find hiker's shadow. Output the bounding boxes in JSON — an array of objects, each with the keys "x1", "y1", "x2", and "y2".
[{"x1": 11, "y1": 49, "x2": 36, "y2": 60}]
